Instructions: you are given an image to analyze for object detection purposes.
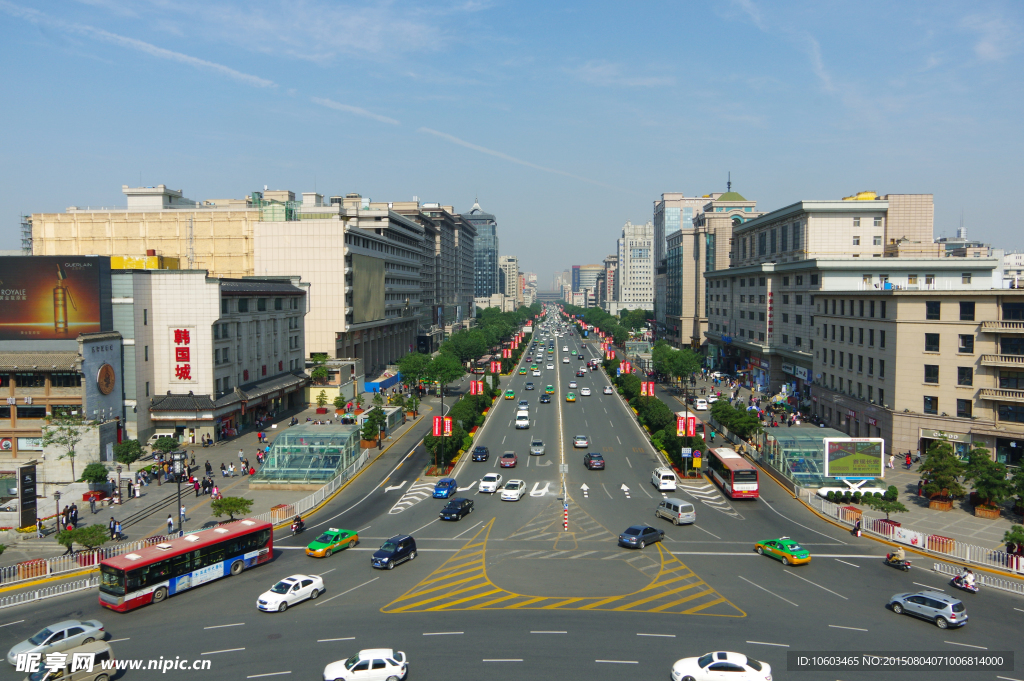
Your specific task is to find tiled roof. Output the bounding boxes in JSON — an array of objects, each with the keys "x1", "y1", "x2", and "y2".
[
  {"x1": 152, "y1": 373, "x2": 309, "y2": 412},
  {"x1": 150, "y1": 393, "x2": 217, "y2": 412},
  {"x1": 0, "y1": 351, "x2": 79, "y2": 372},
  {"x1": 219, "y1": 280, "x2": 304, "y2": 296}
]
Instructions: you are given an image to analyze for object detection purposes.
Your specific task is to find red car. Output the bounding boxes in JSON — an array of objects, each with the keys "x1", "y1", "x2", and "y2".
[{"x1": 500, "y1": 452, "x2": 518, "y2": 468}]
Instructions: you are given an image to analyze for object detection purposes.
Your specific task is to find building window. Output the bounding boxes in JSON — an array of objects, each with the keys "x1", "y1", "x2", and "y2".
[
  {"x1": 957, "y1": 367, "x2": 973, "y2": 386},
  {"x1": 879, "y1": 360, "x2": 885, "y2": 378},
  {"x1": 782, "y1": 335, "x2": 789, "y2": 344},
  {"x1": 810, "y1": 274, "x2": 818, "y2": 285},
  {"x1": 795, "y1": 295, "x2": 803, "y2": 305},
  {"x1": 923, "y1": 396, "x2": 938, "y2": 414},
  {"x1": 17, "y1": 406, "x2": 47, "y2": 419},
  {"x1": 830, "y1": 349, "x2": 836, "y2": 365},
  {"x1": 782, "y1": 295, "x2": 790, "y2": 304},
  {"x1": 868, "y1": 385, "x2": 874, "y2": 401},
  {"x1": 998, "y1": 404, "x2": 1024, "y2": 423},
  {"x1": 238, "y1": 298, "x2": 249, "y2": 313},
  {"x1": 858, "y1": 355, "x2": 864, "y2": 372},
  {"x1": 962, "y1": 273, "x2": 972, "y2": 285},
  {"x1": 873, "y1": 217, "x2": 882, "y2": 227},
  {"x1": 959, "y1": 334, "x2": 975, "y2": 353},
  {"x1": 908, "y1": 274, "x2": 918, "y2": 286},
  {"x1": 758, "y1": 332, "x2": 765, "y2": 341},
  {"x1": 869, "y1": 329, "x2": 874, "y2": 346},
  {"x1": 15, "y1": 373, "x2": 45, "y2": 388},
  {"x1": 880, "y1": 301, "x2": 886, "y2": 318},
  {"x1": 925, "y1": 301, "x2": 940, "y2": 319},
  {"x1": 924, "y1": 333, "x2": 940, "y2": 352},
  {"x1": 782, "y1": 313, "x2": 789, "y2": 323},
  {"x1": 759, "y1": 277, "x2": 766, "y2": 286},
  {"x1": 959, "y1": 301, "x2": 975, "y2": 321},
  {"x1": 868, "y1": 357, "x2": 874, "y2": 375},
  {"x1": 840, "y1": 327, "x2": 845, "y2": 342},
  {"x1": 859, "y1": 328, "x2": 864, "y2": 344},
  {"x1": 221, "y1": 299, "x2": 229, "y2": 314},
  {"x1": 275, "y1": 298, "x2": 283, "y2": 311},
  {"x1": 257, "y1": 298, "x2": 268, "y2": 312},
  {"x1": 880, "y1": 330, "x2": 886, "y2": 348},
  {"x1": 144, "y1": 345, "x2": 149, "y2": 361},
  {"x1": 758, "y1": 233, "x2": 766, "y2": 255},
  {"x1": 759, "y1": 295, "x2": 766, "y2": 304},
  {"x1": 51, "y1": 373, "x2": 82, "y2": 388},
  {"x1": 924, "y1": 365, "x2": 939, "y2": 384},
  {"x1": 853, "y1": 217, "x2": 861, "y2": 227},
  {"x1": 796, "y1": 315, "x2": 803, "y2": 325},
  {"x1": 999, "y1": 371, "x2": 1024, "y2": 389},
  {"x1": 796, "y1": 275, "x2": 803, "y2": 285},
  {"x1": 145, "y1": 381, "x2": 150, "y2": 397},
  {"x1": 758, "y1": 312, "x2": 765, "y2": 321},
  {"x1": 839, "y1": 353, "x2": 844, "y2": 368},
  {"x1": 873, "y1": 235, "x2": 882, "y2": 245},
  {"x1": 143, "y1": 309, "x2": 148, "y2": 326},
  {"x1": 796, "y1": 337, "x2": 802, "y2": 346},
  {"x1": 781, "y1": 229, "x2": 788, "y2": 251},
  {"x1": 957, "y1": 398, "x2": 972, "y2": 418},
  {"x1": 852, "y1": 236, "x2": 860, "y2": 246}
]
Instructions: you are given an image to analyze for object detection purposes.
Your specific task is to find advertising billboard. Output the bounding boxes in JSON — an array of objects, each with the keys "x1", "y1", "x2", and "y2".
[
  {"x1": 823, "y1": 438, "x2": 885, "y2": 479},
  {"x1": 0, "y1": 256, "x2": 107, "y2": 340}
]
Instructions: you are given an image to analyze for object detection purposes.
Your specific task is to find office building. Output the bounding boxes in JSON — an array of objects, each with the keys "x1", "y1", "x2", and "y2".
[
  {"x1": 578, "y1": 265, "x2": 603, "y2": 293},
  {"x1": 499, "y1": 256, "x2": 520, "y2": 303},
  {"x1": 653, "y1": 193, "x2": 713, "y2": 280},
  {"x1": 613, "y1": 221, "x2": 656, "y2": 312},
  {"x1": 463, "y1": 200, "x2": 499, "y2": 298}
]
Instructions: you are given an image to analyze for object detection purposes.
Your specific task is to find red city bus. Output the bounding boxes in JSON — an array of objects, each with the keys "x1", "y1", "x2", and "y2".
[
  {"x1": 99, "y1": 519, "x2": 273, "y2": 612},
  {"x1": 706, "y1": 447, "x2": 759, "y2": 499}
]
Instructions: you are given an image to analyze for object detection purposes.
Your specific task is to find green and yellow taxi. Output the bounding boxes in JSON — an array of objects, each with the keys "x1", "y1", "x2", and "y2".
[
  {"x1": 504, "y1": 389, "x2": 516, "y2": 400},
  {"x1": 306, "y1": 527, "x2": 359, "y2": 558},
  {"x1": 754, "y1": 536, "x2": 811, "y2": 565},
  {"x1": 545, "y1": 385, "x2": 555, "y2": 394},
  {"x1": 530, "y1": 364, "x2": 538, "y2": 371},
  {"x1": 519, "y1": 367, "x2": 527, "y2": 375},
  {"x1": 565, "y1": 392, "x2": 577, "y2": 402}
]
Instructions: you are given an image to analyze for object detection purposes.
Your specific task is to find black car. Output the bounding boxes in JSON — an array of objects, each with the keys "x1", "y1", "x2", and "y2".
[
  {"x1": 372, "y1": 535, "x2": 417, "y2": 569},
  {"x1": 540, "y1": 394, "x2": 551, "y2": 403},
  {"x1": 525, "y1": 382, "x2": 535, "y2": 390},
  {"x1": 578, "y1": 354, "x2": 585, "y2": 360},
  {"x1": 618, "y1": 525, "x2": 664, "y2": 549},
  {"x1": 583, "y1": 453, "x2": 605, "y2": 470},
  {"x1": 472, "y1": 446, "x2": 490, "y2": 462},
  {"x1": 439, "y1": 497, "x2": 474, "y2": 521},
  {"x1": 575, "y1": 370, "x2": 586, "y2": 377}
]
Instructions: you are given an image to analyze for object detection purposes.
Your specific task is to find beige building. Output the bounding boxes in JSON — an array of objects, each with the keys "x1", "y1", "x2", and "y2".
[{"x1": 499, "y1": 255, "x2": 520, "y2": 304}]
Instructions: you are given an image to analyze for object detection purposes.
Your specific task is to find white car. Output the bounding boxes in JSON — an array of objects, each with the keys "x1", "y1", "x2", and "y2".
[
  {"x1": 580, "y1": 387, "x2": 591, "y2": 396},
  {"x1": 707, "y1": 394, "x2": 719, "y2": 403},
  {"x1": 562, "y1": 346, "x2": 569, "y2": 352},
  {"x1": 547, "y1": 363, "x2": 554, "y2": 370},
  {"x1": 479, "y1": 473, "x2": 503, "y2": 493},
  {"x1": 562, "y1": 357, "x2": 570, "y2": 363},
  {"x1": 532, "y1": 370, "x2": 541, "y2": 376},
  {"x1": 257, "y1": 574, "x2": 324, "y2": 612},
  {"x1": 501, "y1": 480, "x2": 526, "y2": 501},
  {"x1": 671, "y1": 651, "x2": 771, "y2": 681},
  {"x1": 568, "y1": 381, "x2": 577, "y2": 389},
  {"x1": 323, "y1": 649, "x2": 408, "y2": 681},
  {"x1": 694, "y1": 398, "x2": 708, "y2": 411},
  {"x1": 603, "y1": 385, "x2": 614, "y2": 395}
]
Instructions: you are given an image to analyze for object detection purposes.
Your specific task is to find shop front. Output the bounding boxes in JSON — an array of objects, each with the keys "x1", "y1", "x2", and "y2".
[
  {"x1": 780, "y1": 363, "x2": 812, "y2": 413},
  {"x1": 749, "y1": 357, "x2": 770, "y2": 392},
  {"x1": 996, "y1": 438, "x2": 1024, "y2": 467},
  {"x1": 919, "y1": 428, "x2": 972, "y2": 459}
]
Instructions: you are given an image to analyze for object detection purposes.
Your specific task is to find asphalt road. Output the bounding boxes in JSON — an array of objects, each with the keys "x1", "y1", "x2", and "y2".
[{"x1": 3, "y1": 313, "x2": 1024, "y2": 680}]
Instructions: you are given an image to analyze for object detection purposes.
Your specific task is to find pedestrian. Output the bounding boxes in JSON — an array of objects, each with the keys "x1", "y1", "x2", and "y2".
[
  {"x1": 917, "y1": 479, "x2": 923, "y2": 497},
  {"x1": 220, "y1": 462, "x2": 227, "y2": 477},
  {"x1": 229, "y1": 462, "x2": 236, "y2": 476},
  {"x1": 71, "y1": 504, "x2": 79, "y2": 528},
  {"x1": 180, "y1": 505, "x2": 186, "y2": 526},
  {"x1": 108, "y1": 517, "x2": 116, "y2": 540},
  {"x1": 190, "y1": 452, "x2": 196, "y2": 467},
  {"x1": 115, "y1": 520, "x2": 122, "y2": 541},
  {"x1": 167, "y1": 515, "x2": 174, "y2": 534},
  {"x1": 238, "y1": 448, "x2": 244, "y2": 463},
  {"x1": 887, "y1": 454, "x2": 894, "y2": 469},
  {"x1": 194, "y1": 478, "x2": 201, "y2": 497},
  {"x1": 36, "y1": 518, "x2": 44, "y2": 538},
  {"x1": 905, "y1": 453, "x2": 912, "y2": 469},
  {"x1": 853, "y1": 518, "x2": 862, "y2": 537},
  {"x1": 212, "y1": 485, "x2": 220, "y2": 499},
  {"x1": 90, "y1": 495, "x2": 97, "y2": 515},
  {"x1": 127, "y1": 479, "x2": 134, "y2": 499}
]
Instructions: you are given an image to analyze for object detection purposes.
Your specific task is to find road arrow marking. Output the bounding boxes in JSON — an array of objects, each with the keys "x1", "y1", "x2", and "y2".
[
  {"x1": 621, "y1": 483, "x2": 630, "y2": 498},
  {"x1": 457, "y1": 481, "x2": 478, "y2": 492},
  {"x1": 580, "y1": 483, "x2": 590, "y2": 498},
  {"x1": 384, "y1": 481, "x2": 407, "y2": 492},
  {"x1": 530, "y1": 481, "x2": 551, "y2": 497}
]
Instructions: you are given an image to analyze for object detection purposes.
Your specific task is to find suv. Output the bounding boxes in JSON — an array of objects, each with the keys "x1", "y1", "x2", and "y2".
[
  {"x1": 583, "y1": 453, "x2": 605, "y2": 470},
  {"x1": 889, "y1": 591, "x2": 968, "y2": 628},
  {"x1": 372, "y1": 535, "x2": 417, "y2": 570}
]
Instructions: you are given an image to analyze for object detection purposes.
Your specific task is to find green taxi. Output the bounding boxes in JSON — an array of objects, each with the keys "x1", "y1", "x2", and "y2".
[
  {"x1": 565, "y1": 392, "x2": 577, "y2": 402},
  {"x1": 306, "y1": 527, "x2": 359, "y2": 558},
  {"x1": 519, "y1": 367, "x2": 527, "y2": 375},
  {"x1": 754, "y1": 536, "x2": 811, "y2": 565},
  {"x1": 545, "y1": 385, "x2": 555, "y2": 394},
  {"x1": 504, "y1": 389, "x2": 516, "y2": 400},
  {"x1": 530, "y1": 364, "x2": 538, "y2": 371}
]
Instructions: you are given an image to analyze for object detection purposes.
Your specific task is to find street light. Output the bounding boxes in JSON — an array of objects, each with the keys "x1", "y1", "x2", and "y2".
[
  {"x1": 116, "y1": 465, "x2": 122, "y2": 505},
  {"x1": 53, "y1": 491, "x2": 61, "y2": 526},
  {"x1": 171, "y1": 451, "x2": 184, "y2": 535}
]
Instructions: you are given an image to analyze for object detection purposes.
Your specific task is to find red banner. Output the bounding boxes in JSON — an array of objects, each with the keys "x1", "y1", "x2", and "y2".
[
  {"x1": 676, "y1": 415, "x2": 685, "y2": 436},
  {"x1": 640, "y1": 383, "x2": 648, "y2": 397},
  {"x1": 687, "y1": 416, "x2": 697, "y2": 437},
  {"x1": 623, "y1": 362, "x2": 632, "y2": 374},
  {"x1": 432, "y1": 416, "x2": 443, "y2": 437},
  {"x1": 469, "y1": 381, "x2": 478, "y2": 395},
  {"x1": 490, "y1": 361, "x2": 500, "y2": 373},
  {"x1": 443, "y1": 416, "x2": 453, "y2": 435}
]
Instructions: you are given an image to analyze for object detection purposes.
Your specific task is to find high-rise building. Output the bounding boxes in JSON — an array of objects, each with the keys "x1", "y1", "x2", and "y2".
[
  {"x1": 498, "y1": 255, "x2": 520, "y2": 304},
  {"x1": 463, "y1": 200, "x2": 499, "y2": 298},
  {"x1": 614, "y1": 221, "x2": 655, "y2": 311},
  {"x1": 571, "y1": 265, "x2": 581, "y2": 293},
  {"x1": 578, "y1": 264, "x2": 603, "y2": 293},
  {"x1": 653, "y1": 193, "x2": 713, "y2": 274},
  {"x1": 602, "y1": 255, "x2": 618, "y2": 305}
]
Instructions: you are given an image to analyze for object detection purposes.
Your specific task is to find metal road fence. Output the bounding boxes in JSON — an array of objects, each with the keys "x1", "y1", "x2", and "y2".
[
  {"x1": 0, "y1": 450, "x2": 373, "y2": 589},
  {"x1": 0, "y1": 575, "x2": 100, "y2": 609},
  {"x1": 807, "y1": 491, "x2": 1024, "y2": 576},
  {"x1": 932, "y1": 561, "x2": 1024, "y2": 596}
]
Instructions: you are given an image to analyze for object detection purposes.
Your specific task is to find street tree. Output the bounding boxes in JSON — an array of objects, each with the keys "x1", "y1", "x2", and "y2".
[
  {"x1": 78, "y1": 462, "x2": 110, "y2": 485},
  {"x1": 40, "y1": 414, "x2": 96, "y2": 481},
  {"x1": 210, "y1": 497, "x2": 254, "y2": 521},
  {"x1": 918, "y1": 440, "x2": 966, "y2": 500},
  {"x1": 73, "y1": 524, "x2": 110, "y2": 550},
  {"x1": 152, "y1": 436, "x2": 179, "y2": 455},
  {"x1": 113, "y1": 440, "x2": 143, "y2": 470},
  {"x1": 310, "y1": 353, "x2": 329, "y2": 385},
  {"x1": 861, "y1": 495, "x2": 909, "y2": 520},
  {"x1": 397, "y1": 352, "x2": 431, "y2": 388},
  {"x1": 426, "y1": 353, "x2": 466, "y2": 393}
]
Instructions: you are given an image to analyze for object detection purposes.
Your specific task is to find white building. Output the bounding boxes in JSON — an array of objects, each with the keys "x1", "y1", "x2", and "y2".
[
  {"x1": 498, "y1": 255, "x2": 520, "y2": 303},
  {"x1": 616, "y1": 221, "x2": 655, "y2": 309}
]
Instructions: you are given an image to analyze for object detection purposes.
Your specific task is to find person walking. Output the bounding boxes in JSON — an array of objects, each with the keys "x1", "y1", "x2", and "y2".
[
  {"x1": 887, "y1": 454, "x2": 895, "y2": 469},
  {"x1": 166, "y1": 515, "x2": 174, "y2": 534},
  {"x1": 194, "y1": 478, "x2": 201, "y2": 497},
  {"x1": 89, "y1": 495, "x2": 97, "y2": 515},
  {"x1": 71, "y1": 504, "x2": 79, "y2": 528},
  {"x1": 917, "y1": 479, "x2": 924, "y2": 497},
  {"x1": 238, "y1": 449, "x2": 245, "y2": 464},
  {"x1": 905, "y1": 453, "x2": 912, "y2": 469},
  {"x1": 108, "y1": 517, "x2": 116, "y2": 540},
  {"x1": 114, "y1": 520, "x2": 122, "y2": 541},
  {"x1": 205, "y1": 460, "x2": 213, "y2": 476},
  {"x1": 179, "y1": 504, "x2": 186, "y2": 527},
  {"x1": 36, "y1": 518, "x2": 44, "y2": 538}
]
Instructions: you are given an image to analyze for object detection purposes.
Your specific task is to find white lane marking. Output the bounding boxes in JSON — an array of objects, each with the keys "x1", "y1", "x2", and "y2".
[
  {"x1": 601, "y1": 483, "x2": 613, "y2": 499},
  {"x1": 275, "y1": 546, "x2": 305, "y2": 550},
  {"x1": 247, "y1": 673, "x2": 290, "y2": 679},
  {"x1": 424, "y1": 631, "x2": 464, "y2": 636},
  {"x1": 319, "y1": 568, "x2": 337, "y2": 576},
  {"x1": 317, "y1": 637, "x2": 355, "y2": 642},
  {"x1": 201, "y1": 648, "x2": 245, "y2": 655},
  {"x1": 359, "y1": 526, "x2": 371, "y2": 532},
  {"x1": 746, "y1": 641, "x2": 790, "y2": 647},
  {"x1": 107, "y1": 638, "x2": 130, "y2": 643},
  {"x1": 625, "y1": 456, "x2": 632, "y2": 468},
  {"x1": 945, "y1": 641, "x2": 988, "y2": 649},
  {"x1": 457, "y1": 481, "x2": 478, "y2": 491},
  {"x1": 502, "y1": 435, "x2": 506, "y2": 444},
  {"x1": 483, "y1": 659, "x2": 523, "y2": 662},
  {"x1": 1015, "y1": 607, "x2": 1024, "y2": 613},
  {"x1": 596, "y1": 660, "x2": 638, "y2": 664},
  {"x1": 758, "y1": 495, "x2": 845, "y2": 543},
  {"x1": 0, "y1": 620, "x2": 25, "y2": 627},
  {"x1": 604, "y1": 407, "x2": 608, "y2": 413},
  {"x1": 388, "y1": 480, "x2": 437, "y2": 515},
  {"x1": 531, "y1": 631, "x2": 567, "y2": 634},
  {"x1": 738, "y1": 576, "x2": 799, "y2": 607},
  {"x1": 530, "y1": 481, "x2": 551, "y2": 497},
  {"x1": 784, "y1": 570, "x2": 847, "y2": 600},
  {"x1": 828, "y1": 625, "x2": 867, "y2": 631},
  {"x1": 204, "y1": 623, "x2": 245, "y2": 629},
  {"x1": 639, "y1": 484, "x2": 653, "y2": 498},
  {"x1": 913, "y1": 582, "x2": 945, "y2": 591},
  {"x1": 834, "y1": 558, "x2": 860, "y2": 568},
  {"x1": 616, "y1": 436, "x2": 622, "y2": 444},
  {"x1": 637, "y1": 633, "x2": 675, "y2": 637},
  {"x1": 691, "y1": 525, "x2": 721, "y2": 539},
  {"x1": 452, "y1": 520, "x2": 483, "y2": 539},
  {"x1": 568, "y1": 550, "x2": 599, "y2": 559},
  {"x1": 997, "y1": 677, "x2": 1024, "y2": 681},
  {"x1": 411, "y1": 517, "x2": 441, "y2": 535},
  {"x1": 384, "y1": 481, "x2": 407, "y2": 492},
  {"x1": 315, "y1": 577, "x2": 379, "y2": 606}
]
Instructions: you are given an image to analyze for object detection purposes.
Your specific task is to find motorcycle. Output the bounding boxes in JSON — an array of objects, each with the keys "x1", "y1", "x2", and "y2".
[
  {"x1": 291, "y1": 521, "x2": 305, "y2": 536},
  {"x1": 883, "y1": 553, "x2": 912, "y2": 571},
  {"x1": 951, "y1": 574, "x2": 979, "y2": 593}
]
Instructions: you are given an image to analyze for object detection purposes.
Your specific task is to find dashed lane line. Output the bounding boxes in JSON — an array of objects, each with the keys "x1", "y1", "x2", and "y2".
[
  {"x1": 737, "y1": 576, "x2": 798, "y2": 607},
  {"x1": 746, "y1": 641, "x2": 790, "y2": 648},
  {"x1": 829, "y1": 625, "x2": 867, "y2": 631},
  {"x1": 784, "y1": 570, "x2": 847, "y2": 600},
  {"x1": 317, "y1": 638, "x2": 355, "y2": 642},
  {"x1": 201, "y1": 648, "x2": 245, "y2": 655}
]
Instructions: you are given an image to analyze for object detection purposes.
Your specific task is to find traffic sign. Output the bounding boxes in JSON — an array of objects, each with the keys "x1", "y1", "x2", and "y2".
[{"x1": 681, "y1": 448, "x2": 692, "y2": 458}]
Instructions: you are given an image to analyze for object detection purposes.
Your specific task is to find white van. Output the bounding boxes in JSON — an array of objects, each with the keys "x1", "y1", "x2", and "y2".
[
  {"x1": 515, "y1": 410, "x2": 530, "y2": 429},
  {"x1": 655, "y1": 498, "x2": 696, "y2": 525},
  {"x1": 652, "y1": 467, "x2": 678, "y2": 491}
]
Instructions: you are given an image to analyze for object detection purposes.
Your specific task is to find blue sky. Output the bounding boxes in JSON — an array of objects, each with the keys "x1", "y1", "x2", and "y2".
[{"x1": 1, "y1": 0, "x2": 1021, "y2": 286}]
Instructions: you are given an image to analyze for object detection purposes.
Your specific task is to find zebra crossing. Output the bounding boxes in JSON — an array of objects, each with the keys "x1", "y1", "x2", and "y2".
[
  {"x1": 678, "y1": 483, "x2": 744, "y2": 519},
  {"x1": 388, "y1": 480, "x2": 436, "y2": 514}
]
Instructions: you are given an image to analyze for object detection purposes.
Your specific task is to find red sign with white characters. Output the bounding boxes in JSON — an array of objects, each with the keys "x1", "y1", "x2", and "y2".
[
  {"x1": 170, "y1": 327, "x2": 196, "y2": 383},
  {"x1": 443, "y1": 416, "x2": 453, "y2": 435},
  {"x1": 432, "y1": 416, "x2": 443, "y2": 437}
]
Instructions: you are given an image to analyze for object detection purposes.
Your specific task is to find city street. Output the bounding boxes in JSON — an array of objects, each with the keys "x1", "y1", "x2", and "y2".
[{"x1": 2, "y1": 316, "x2": 1022, "y2": 680}]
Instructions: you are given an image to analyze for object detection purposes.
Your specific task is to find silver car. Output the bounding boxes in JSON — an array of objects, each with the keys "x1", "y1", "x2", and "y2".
[
  {"x1": 530, "y1": 439, "x2": 545, "y2": 456},
  {"x1": 7, "y1": 619, "x2": 105, "y2": 665},
  {"x1": 889, "y1": 590, "x2": 968, "y2": 628}
]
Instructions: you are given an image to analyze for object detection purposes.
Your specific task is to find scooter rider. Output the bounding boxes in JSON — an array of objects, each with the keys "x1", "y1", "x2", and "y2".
[
  {"x1": 292, "y1": 515, "x2": 304, "y2": 533},
  {"x1": 892, "y1": 546, "x2": 906, "y2": 563},
  {"x1": 961, "y1": 568, "x2": 976, "y2": 589}
]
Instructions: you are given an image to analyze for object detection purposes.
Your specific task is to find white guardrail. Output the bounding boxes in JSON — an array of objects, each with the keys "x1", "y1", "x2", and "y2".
[
  {"x1": 0, "y1": 575, "x2": 100, "y2": 609},
  {"x1": 807, "y1": 491, "x2": 1024, "y2": 576},
  {"x1": 932, "y1": 562, "x2": 1024, "y2": 596},
  {"x1": 0, "y1": 450, "x2": 373, "y2": 589}
]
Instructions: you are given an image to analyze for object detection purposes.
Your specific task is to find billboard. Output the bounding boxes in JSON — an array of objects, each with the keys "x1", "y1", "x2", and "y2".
[
  {"x1": 824, "y1": 438, "x2": 885, "y2": 479},
  {"x1": 350, "y1": 254, "x2": 385, "y2": 324},
  {"x1": 0, "y1": 256, "x2": 106, "y2": 340}
]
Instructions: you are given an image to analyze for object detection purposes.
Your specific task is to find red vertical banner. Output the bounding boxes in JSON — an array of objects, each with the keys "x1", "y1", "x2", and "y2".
[
  {"x1": 676, "y1": 415, "x2": 685, "y2": 436},
  {"x1": 648, "y1": 382, "x2": 655, "y2": 395},
  {"x1": 432, "y1": 416, "x2": 443, "y2": 437},
  {"x1": 687, "y1": 416, "x2": 696, "y2": 438},
  {"x1": 469, "y1": 381, "x2": 477, "y2": 395},
  {"x1": 640, "y1": 383, "x2": 648, "y2": 397},
  {"x1": 443, "y1": 416, "x2": 453, "y2": 435}
]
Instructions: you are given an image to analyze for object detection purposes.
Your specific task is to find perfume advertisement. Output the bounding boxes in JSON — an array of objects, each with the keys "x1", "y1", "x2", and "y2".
[{"x1": 0, "y1": 256, "x2": 105, "y2": 339}]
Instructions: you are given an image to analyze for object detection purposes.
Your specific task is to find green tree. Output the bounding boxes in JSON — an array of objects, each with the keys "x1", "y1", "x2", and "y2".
[
  {"x1": 315, "y1": 390, "x2": 328, "y2": 408},
  {"x1": 397, "y1": 352, "x2": 431, "y2": 387},
  {"x1": 612, "y1": 326, "x2": 628, "y2": 345},
  {"x1": 918, "y1": 440, "x2": 966, "y2": 500},
  {"x1": 1003, "y1": 525, "x2": 1024, "y2": 551},
  {"x1": 391, "y1": 393, "x2": 406, "y2": 410},
  {"x1": 372, "y1": 391, "x2": 384, "y2": 407},
  {"x1": 152, "y1": 436, "x2": 179, "y2": 454},
  {"x1": 333, "y1": 395, "x2": 347, "y2": 411},
  {"x1": 210, "y1": 496, "x2": 254, "y2": 521},
  {"x1": 407, "y1": 395, "x2": 420, "y2": 416},
  {"x1": 78, "y1": 462, "x2": 110, "y2": 484},
  {"x1": 426, "y1": 353, "x2": 466, "y2": 391},
  {"x1": 113, "y1": 440, "x2": 143, "y2": 470},
  {"x1": 361, "y1": 407, "x2": 386, "y2": 441},
  {"x1": 40, "y1": 414, "x2": 96, "y2": 481},
  {"x1": 73, "y1": 524, "x2": 110, "y2": 550},
  {"x1": 861, "y1": 495, "x2": 909, "y2": 520},
  {"x1": 354, "y1": 393, "x2": 365, "y2": 411},
  {"x1": 964, "y1": 447, "x2": 1012, "y2": 508},
  {"x1": 56, "y1": 527, "x2": 77, "y2": 552},
  {"x1": 310, "y1": 353, "x2": 329, "y2": 385},
  {"x1": 1011, "y1": 466, "x2": 1024, "y2": 509}
]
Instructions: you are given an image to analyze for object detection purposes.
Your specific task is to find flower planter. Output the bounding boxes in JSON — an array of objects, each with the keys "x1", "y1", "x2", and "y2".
[
  {"x1": 929, "y1": 499, "x2": 953, "y2": 512},
  {"x1": 406, "y1": 411, "x2": 417, "y2": 419},
  {"x1": 315, "y1": 408, "x2": 328, "y2": 414},
  {"x1": 354, "y1": 409, "x2": 364, "y2": 416},
  {"x1": 359, "y1": 439, "x2": 377, "y2": 449},
  {"x1": 974, "y1": 505, "x2": 1002, "y2": 520}
]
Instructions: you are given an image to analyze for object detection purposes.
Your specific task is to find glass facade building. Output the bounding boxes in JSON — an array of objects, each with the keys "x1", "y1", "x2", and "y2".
[{"x1": 463, "y1": 201, "x2": 499, "y2": 298}]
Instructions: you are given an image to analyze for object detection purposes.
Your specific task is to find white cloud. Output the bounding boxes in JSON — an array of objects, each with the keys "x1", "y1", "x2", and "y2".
[
  {"x1": 312, "y1": 98, "x2": 400, "y2": 125},
  {"x1": 962, "y1": 13, "x2": 1018, "y2": 62},
  {"x1": 732, "y1": 0, "x2": 766, "y2": 31},
  {"x1": 566, "y1": 60, "x2": 674, "y2": 88},
  {"x1": 805, "y1": 36, "x2": 835, "y2": 93},
  {"x1": 0, "y1": 1, "x2": 276, "y2": 87}
]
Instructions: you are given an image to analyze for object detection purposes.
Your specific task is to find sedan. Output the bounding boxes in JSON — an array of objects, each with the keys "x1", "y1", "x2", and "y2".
[
  {"x1": 439, "y1": 497, "x2": 474, "y2": 521},
  {"x1": 257, "y1": 574, "x2": 324, "y2": 612},
  {"x1": 580, "y1": 387, "x2": 591, "y2": 396},
  {"x1": 583, "y1": 453, "x2": 605, "y2": 470},
  {"x1": 539, "y1": 394, "x2": 551, "y2": 403},
  {"x1": 603, "y1": 385, "x2": 614, "y2": 395},
  {"x1": 500, "y1": 452, "x2": 518, "y2": 468},
  {"x1": 323, "y1": 649, "x2": 408, "y2": 681},
  {"x1": 671, "y1": 651, "x2": 772, "y2": 681},
  {"x1": 573, "y1": 435, "x2": 589, "y2": 448},
  {"x1": 754, "y1": 537, "x2": 811, "y2": 566},
  {"x1": 562, "y1": 346, "x2": 569, "y2": 352},
  {"x1": 575, "y1": 370, "x2": 586, "y2": 377},
  {"x1": 6, "y1": 620, "x2": 105, "y2": 666},
  {"x1": 525, "y1": 382, "x2": 535, "y2": 390},
  {"x1": 501, "y1": 479, "x2": 526, "y2": 501},
  {"x1": 618, "y1": 525, "x2": 664, "y2": 549},
  {"x1": 504, "y1": 390, "x2": 516, "y2": 400},
  {"x1": 532, "y1": 370, "x2": 541, "y2": 377},
  {"x1": 562, "y1": 357, "x2": 570, "y2": 364},
  {"x1": 519, "y1": 367, "x2": 527, "y2": 375},
  {"x1": 546, "y1": 363, "x2": 554, "y2": 370},
  {"x1": 529, "y1": 439, "x2": 545, "y2": 456},
  {"x1": 707, "y1": 394, "x2": 719, "y2": 404},
  {"x1": 694, "y1": 398, "x2": 708, "y2": 411},
  {"x1": 518, "y1": 400, "x2": 530, "y2": 410},
  {"x1": 544, "y1": 385, "x2": 555, "y2": 394},
  {"x1": 565, "y1": 392, "x2": 576, "y2": 402},
  {"x1": 568, "y1": 380, "x2": 578, "y2": 389},
  {"x1": 578, "y1": 354, "x2": 585, "y2": 360},
  {"x1": 432, "y1": 478, "x2": 457, "y2": 498},
  {"x1": 472, "y1": 446, "x2": 490, "y2": 462},
  {"x1": 479, "y1": 473, "x2": 503, "y2": 493},
  {"x1": 306, "y1": 528, "x2": 358, "y2": 558}
]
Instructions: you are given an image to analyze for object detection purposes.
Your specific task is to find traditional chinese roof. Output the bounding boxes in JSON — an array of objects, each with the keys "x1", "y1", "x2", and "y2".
[
  {"x1": 150, "y1": 392, "x2": 217, "y2": 412},
  {"x1": 219, "y1": 279, "x2": 305, "y2": 296},
  {"x1": 0, "y1": 351, "x2": 80, "y2": 372},
  {"x1": 150, "y1": 372, "x2": 308, "y2": 413}
]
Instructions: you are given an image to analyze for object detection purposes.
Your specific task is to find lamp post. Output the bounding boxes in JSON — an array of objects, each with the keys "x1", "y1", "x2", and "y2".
[
  {"x1": 53, "y1": 491, "x2": 61, "y2": 527},
  {"x1": 116, "y1": 465, "x2": 122, "y2": 505},
  {"x1": 172, "y1": 451, "x2": 184, "y2": 535}
]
